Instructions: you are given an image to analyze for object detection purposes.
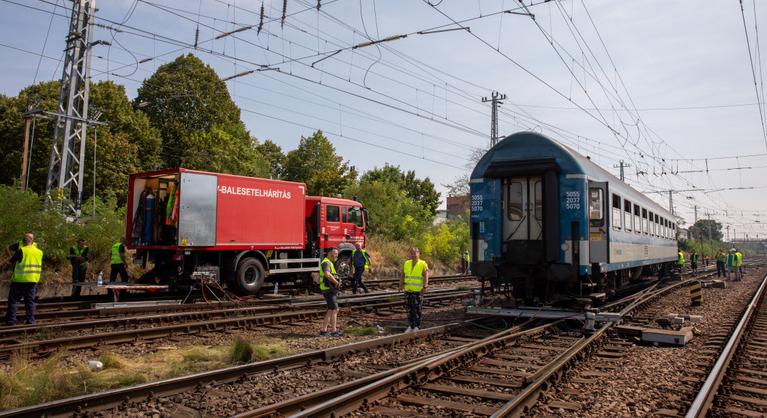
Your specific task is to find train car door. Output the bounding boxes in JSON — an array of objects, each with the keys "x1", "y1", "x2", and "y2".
[
  {"x1": 588, "y1": 181, "x2": 608, "y2": 267},
  {"x1": 503, "y1": 176, "x2": 543, "y2": 241}
]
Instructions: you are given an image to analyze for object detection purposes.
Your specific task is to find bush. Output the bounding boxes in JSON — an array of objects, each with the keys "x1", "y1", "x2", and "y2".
[
  {"x1": 0, "y1": 186, "x2": 125, "y2": 280},
  {"x1": 415, "y1": 219, "x2": 469, "y2": 268}
]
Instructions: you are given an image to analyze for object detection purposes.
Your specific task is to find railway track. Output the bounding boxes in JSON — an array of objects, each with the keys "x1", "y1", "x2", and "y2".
[
  {"x1": 0, "y1": 288, "x2": 473, "y2": 359},
  {"x1": 0, "y1": 318, "x2": 515, "y2": 417},
  {"x1": 222, "y1": 269, "x2": 720, "y2": 417},
  {"x1": 685, "y1": 271, "x2": 767, "y2": 418}
]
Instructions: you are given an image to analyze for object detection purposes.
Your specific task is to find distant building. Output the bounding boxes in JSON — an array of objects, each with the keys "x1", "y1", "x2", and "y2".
[
  {"x1": 678, "y1": 228, "x2": 689, "y2": 241},
  {"x1": 446, "y1": 195, "x2": 470, "y2": 220}
]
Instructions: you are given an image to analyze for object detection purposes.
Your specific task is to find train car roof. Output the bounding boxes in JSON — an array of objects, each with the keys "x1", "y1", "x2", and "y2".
[{"x1": 471, "y1": 131, "x2": 674, "y2": 219}]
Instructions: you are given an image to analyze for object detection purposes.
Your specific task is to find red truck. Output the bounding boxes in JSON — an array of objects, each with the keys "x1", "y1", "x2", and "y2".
[{"x1": 126, "y1": 168, "x2": 367, "y2": 294}]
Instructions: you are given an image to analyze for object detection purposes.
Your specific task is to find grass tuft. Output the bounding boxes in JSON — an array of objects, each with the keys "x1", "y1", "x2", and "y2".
[
  {"x1": 251, "y1": 339, "x2": 289, "y2": 361},
  {"x1": 99, "y1": 352, "x2": 130, "y2": 369},
  {"x1": 229, "y1": 337, "x2": 254, "y2": 364}
]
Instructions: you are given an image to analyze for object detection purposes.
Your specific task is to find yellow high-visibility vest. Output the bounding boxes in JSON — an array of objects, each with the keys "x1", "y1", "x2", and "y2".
[
  {"x1": 13, "y1": 245, "x2": 43, "y2": 283},
  {"x1": 319, "y1": 257, "x2": 336, "y2": 291},
  {"x1": 404, "y1": 259, "x2": 428, "y2": 293}
]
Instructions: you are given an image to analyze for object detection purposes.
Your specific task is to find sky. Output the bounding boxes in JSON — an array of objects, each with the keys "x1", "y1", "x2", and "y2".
[{"x1": 1, "y1": 0, "x2": 767, "y2": 240}]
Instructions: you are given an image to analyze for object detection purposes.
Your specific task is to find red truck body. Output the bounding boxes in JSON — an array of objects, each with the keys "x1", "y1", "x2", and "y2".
[{"x1": 126, "y1": 168, "x2": 366, "y2": 294}]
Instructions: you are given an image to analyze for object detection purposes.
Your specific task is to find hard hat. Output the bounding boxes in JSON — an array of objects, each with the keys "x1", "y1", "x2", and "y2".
[{"x1": 730, "y1": 248, "x2": 736, "y2": 252}]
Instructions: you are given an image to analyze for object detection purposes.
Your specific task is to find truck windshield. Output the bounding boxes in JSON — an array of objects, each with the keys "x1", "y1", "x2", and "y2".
[{"x1": 348, "y1": 207, "x2": 363, "y2": 227}]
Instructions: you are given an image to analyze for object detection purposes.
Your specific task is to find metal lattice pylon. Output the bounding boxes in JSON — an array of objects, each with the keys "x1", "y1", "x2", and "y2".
[{"x1": 45, "y1": 0, "x2": 96, "y2": 217}]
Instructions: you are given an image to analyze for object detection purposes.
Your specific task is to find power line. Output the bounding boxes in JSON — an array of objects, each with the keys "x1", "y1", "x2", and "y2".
[{"x1": 739, "y1": 0, "x2": 767, "y2": 150}]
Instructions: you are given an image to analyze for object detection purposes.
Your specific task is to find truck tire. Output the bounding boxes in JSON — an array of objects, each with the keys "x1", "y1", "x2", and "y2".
[
  {"x1": 234, "y1": 257, "x2": 266, "y2": 295},
  {"x1": 336, "y1": 254, "x2": 352, "y2": 279}
]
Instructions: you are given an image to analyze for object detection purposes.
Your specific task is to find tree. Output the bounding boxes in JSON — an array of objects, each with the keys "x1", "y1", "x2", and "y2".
[
  {"x1": 257, "y1": 139, "x2": 286, "y2": 179},
  {"x1": 283, "y1": 130, "x2": 355, "y2": 196},
  {"x1": 444, "y1": 173, "x2": 469, "y2": 198},
  {"x1": 0, "y1": 81, "x2": 162, "y2": 203},
  {"x1": 361, "y1": 164, "x2": 441, "y2": 216},
  {"x1": 688, "y1": 219, "x2": 723, "y2": 241},
  {"x1": 134, "y1": 54, "x2": 267, "y2": 176},
  {"x1": 345, "y1": 178, "x2": 431, "y2": 240}
]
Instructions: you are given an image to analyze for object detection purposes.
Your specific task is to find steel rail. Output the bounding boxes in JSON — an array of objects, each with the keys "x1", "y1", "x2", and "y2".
[
  {"x1": 684, "y1": 271, "x2": 767, "y2": 418},
  {"x1": 275, "y1": 320, "x2": 564, "y2": 418},
  {"x1": 0, "y1": 322, "x2": 465, "y2": 418},
  {"x1": 0, "y1": 289, "x2": 473, "y2": 358},
  {"x1": 0, "y1": 288, "x2": 469, "y2": 339},
  {"x1": 488, "y1": 270, "x2": 724, "y2": 417}
]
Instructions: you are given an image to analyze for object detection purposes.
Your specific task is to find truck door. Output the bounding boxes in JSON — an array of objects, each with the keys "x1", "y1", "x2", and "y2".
[
  {"x1": 588, "y1": 181, "x2": 608, "y2": 267},
  {"x1": 324, "y1": 204, "x2": 342, "y2": 247},
  {"x1": 178, "y1": 172, "x2": 218, "y2": 247},
  {"x1": 503, "y1": 175, "x2": 543, "y2": 241}
]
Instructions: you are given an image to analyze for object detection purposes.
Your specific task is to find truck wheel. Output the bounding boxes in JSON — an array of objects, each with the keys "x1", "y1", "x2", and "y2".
[
  {"x1": 234, "y1": 258, "x2": 266, "y2": 295},
  {"x1": 336, "y1": 254, "x2": 352, "y2": 278}
]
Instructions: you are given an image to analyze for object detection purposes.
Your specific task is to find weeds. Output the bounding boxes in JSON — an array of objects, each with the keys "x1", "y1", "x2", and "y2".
[
  {"x1": 228, "y1": 337, "x2": 254, "y2": 364},
  {"x1": 251, "y1": 339, "x2": 288, "y2": 361}
]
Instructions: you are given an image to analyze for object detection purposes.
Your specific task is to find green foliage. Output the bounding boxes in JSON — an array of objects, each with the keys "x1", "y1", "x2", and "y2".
[
  {"x1": 257, "y1": 139, "x2": 286, "y2": 179},
  {"x1": 135, "y1": 54, "x2": 267, "y2": 177},
  {"x1": 679, "y1": 239, "x2": 730, "y2": 257},
  {"x1": 0, "y1": 81, "x2": 162, "y2": 204},
  {"x1": 345, "y1": 179, "x2": 430, "y2": 241},
  {"x1": 0, "y1": 186, "x2": 124, "y2": 275},
  {"x1": 283, "y1": 130, "x2": 356, "y2": 196},
  {"x1": 361, "y1": 164, "x2": 440, "y2": 216},
  {"x1": 688, "y1": 219, "x2": 723, "y2": 241},
  {"x1": 415, "y1": 219, "x2": 469, "y2": 267}
]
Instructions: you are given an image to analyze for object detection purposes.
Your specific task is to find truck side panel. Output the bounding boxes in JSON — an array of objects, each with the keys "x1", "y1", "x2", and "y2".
[{"x1": 215, "y1": 175, "x2": 306, "y2": 247}]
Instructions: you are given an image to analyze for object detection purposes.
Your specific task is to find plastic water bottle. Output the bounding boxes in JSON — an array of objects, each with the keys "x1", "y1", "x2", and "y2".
[{"x1": 97, "y1": 271, "x2": 103, "y2": 287}]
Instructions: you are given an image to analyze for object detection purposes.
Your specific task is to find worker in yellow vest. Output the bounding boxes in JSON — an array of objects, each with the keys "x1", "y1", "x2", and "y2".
[
  {"x1": 677, "y1": 250, "x2": 685, "y2": 274},
  {"x1": 4, "y1": 233, "x2": 43, "y2": 326},
  {"x1": 463, "y1": 250, "x2": 471, "y2": 274},
  {"x1": 727, "y1": 248, "x2": 741, "y2": 281},
  {"x1": 715, "y1": 250, "x2": 726, "y2": 278},
  {"x1": 110, "y1": 238, "x2": 129, "y2": 283},
  {"x1": 736, "y1": 249, "x2": 744, "y2": 280},
  {"x1": 319, "y1": 248, "x2": 343, "y2": 337},
  {"x1": 401, "y1": 247, "x2": 430, "y2": 333},
  {"x1": 68, "y1": 238, "x2": 89, "y2": 297}
]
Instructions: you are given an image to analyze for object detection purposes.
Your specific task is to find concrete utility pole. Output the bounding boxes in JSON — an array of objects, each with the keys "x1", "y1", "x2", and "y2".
[
  {"x1": 45, "y1": 0, "x2": 97, "y2": 217},
  {"x1": 694, "y1": 205, "x2": 698, "y2": 223},
  {"x1": 613, "y1": 160, "x2": 631, "y2": 182},
  {"x1": 669, "y1": 190, "x2": 674, "y2": 215},
  {"x1": 482, "y1": 91, "x2": 506, "y2": 147}
]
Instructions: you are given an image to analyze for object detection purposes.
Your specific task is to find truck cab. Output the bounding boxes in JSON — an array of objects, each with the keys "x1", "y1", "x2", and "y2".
[{"x1": 305, "y1": 196, "x2": 367, "y2": 277}]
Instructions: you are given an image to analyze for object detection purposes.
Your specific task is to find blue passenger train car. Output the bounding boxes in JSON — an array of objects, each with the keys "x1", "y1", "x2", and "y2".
[{"x1": 470, "y1": 132, "x2": 678, "y2": 303}]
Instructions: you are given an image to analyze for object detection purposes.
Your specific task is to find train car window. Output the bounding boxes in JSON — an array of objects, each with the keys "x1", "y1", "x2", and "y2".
[
  {"x1": 326, "y1": 206, "x2": 340, "y2": 223},
  {"x1": 611, "y1": 194, "x2": 621, "y2": 230},
  {"x1": 649, "y1": 211, "x2": 654, "y2": 235},
  {"x1": 624, "y1": 199, "x2": 632, "y2": 231},
  {"x1": 642, "y1": 209, "x2": 648, "y2": 234},
  {"x1": 534, "y1": 181, "x2": 543, "y2": 220},
  {"x1": 589, "y1": 188, "x2": 604, "y2": 225},
  {"x1": 508, "y1": 182, "x2": 523, "y2": 221},
  {"x1": 633, "y1": 204, "x2": 641, "y2": 234}
]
